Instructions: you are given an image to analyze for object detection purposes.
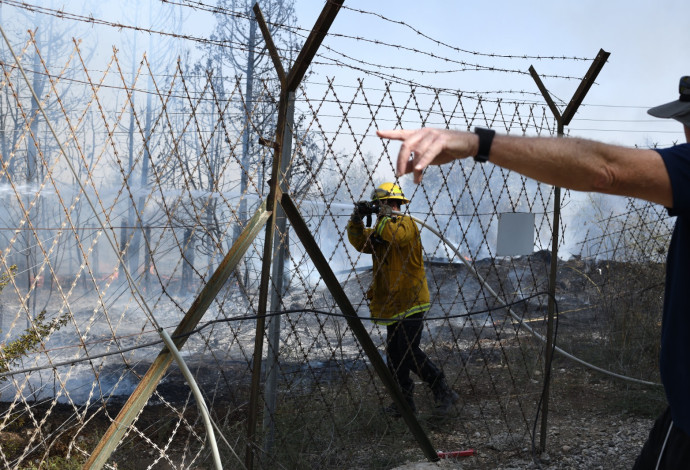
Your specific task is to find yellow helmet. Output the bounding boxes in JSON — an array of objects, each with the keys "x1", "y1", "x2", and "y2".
[{"x1": 371, "y1": 182, "x2": 409, "y2": 205}]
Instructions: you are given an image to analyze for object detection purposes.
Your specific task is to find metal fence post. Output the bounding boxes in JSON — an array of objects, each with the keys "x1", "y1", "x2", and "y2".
[
  {"x1": 529, "y1": 49, "x2": 610, "y2": 453},
  {"x1": 262, "y1": 91, "x2": 295, "y2": 456},
  {"x1": 244, "y1": 3, "x2": 343, "y2": 468}
]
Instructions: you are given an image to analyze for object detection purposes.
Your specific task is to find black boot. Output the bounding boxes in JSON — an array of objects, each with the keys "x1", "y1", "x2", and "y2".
[{"x1": 432, "y1": 378, "x2": 459, "y2": 416}]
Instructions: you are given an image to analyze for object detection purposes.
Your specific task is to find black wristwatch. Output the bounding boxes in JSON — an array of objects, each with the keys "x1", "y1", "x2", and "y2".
[{"x1": 473, "y1": 127, "x2": 495, "y2": 163}]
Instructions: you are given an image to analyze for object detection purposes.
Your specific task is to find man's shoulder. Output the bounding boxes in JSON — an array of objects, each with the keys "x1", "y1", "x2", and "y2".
[
  {"x1": 661, "y1": 144, "x2": 690, "y2": 216},
  {"x1": 655, "y1": 143, "x2": 690, "y2": 158},
  {"x1": 657, "y1": 144, "x2": 690, "y2": 179}
]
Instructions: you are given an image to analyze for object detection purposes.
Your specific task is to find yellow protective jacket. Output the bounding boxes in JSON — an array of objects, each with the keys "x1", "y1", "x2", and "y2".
[{"x1": 347, "y1": 214, "x2": 430, "y2": 325}]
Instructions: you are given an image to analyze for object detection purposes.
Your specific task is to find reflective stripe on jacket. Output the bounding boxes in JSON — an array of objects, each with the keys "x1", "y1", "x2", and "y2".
[{"x1": 347, "y1": 214, "x2": 430, "y2": 324}]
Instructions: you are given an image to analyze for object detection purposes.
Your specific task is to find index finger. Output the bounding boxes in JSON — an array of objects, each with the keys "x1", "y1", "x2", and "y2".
[
  {"x1": 377, "y1": 129, "x2": 424, "y2": 177},
  {"x1": 376, "y1": 129, "x2": 414, "y2": 141}
]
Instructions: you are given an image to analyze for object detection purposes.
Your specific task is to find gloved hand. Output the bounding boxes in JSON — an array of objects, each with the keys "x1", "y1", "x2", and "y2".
[
  {"x1": 350, "y1": 207, "x2": 363, "y2": 224},
  {"x1": 352, "y1": 200, "x2": 377, "y2": 226},
  {"x1": 354, "y1": 200, "x2": 377, "y2": 216}
]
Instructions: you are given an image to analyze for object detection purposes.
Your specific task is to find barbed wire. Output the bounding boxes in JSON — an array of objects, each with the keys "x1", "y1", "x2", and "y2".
[
  {"x1": 0, "y1": 57, "x2": 555, "y2": 106},
  {"x1": 1, "y1": 0, "x2": 593, "y2": 88},
  {"x1": 312, "y1": 42, "x2": 584, "y2": 82},
  {"x1": 0, "y1": 0, "x2": 652, "y2": 117},
  {"x1": 7, "y1": 54, "x2": 668, "y2": 115},
  {"x1": 0, "y1": 0, "x2": 249, "y2": 50},
  {"x1": 0, "y1": 50, "x2": 580, "y2": 102},
  {"x1": 1, "y1": 57, "x2": 577, "y2": 136},
  {"x1": 336, "y1": 3, "x2": 593, "y2": 62},
  {"x1": 309, "y1": 57, "x2": 572, "y2": 103},
  {"x1": 171, "y1": 0, "x2": 593, "y2": 62}
]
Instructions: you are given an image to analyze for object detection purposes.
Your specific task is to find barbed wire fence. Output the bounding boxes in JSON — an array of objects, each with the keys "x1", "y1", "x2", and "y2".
[{"x1": 0, "y1": 3, "x2": 672, "y2": 470}]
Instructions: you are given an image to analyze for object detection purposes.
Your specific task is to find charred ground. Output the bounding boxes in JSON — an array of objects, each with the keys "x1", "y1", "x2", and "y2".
[{"x1": 0, "y1": 251, "x2": 667, "y2": 469}]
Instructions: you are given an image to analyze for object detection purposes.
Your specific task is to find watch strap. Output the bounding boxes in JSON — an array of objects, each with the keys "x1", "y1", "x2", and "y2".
[{"x1": 473, "y1": 127, "x2": 495, "y2": 163}]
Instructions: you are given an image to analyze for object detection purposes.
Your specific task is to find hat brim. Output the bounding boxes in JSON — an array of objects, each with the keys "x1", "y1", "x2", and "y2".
[{"x1": 648, "y1": 99, "x2": 690, "y2": 125}]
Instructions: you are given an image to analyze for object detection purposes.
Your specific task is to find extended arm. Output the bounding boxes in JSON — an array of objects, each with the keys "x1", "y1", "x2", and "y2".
[
  {"x1": 377, "y1": 128, "x2": 673, "y2": 208},
  {"x1": 347, "y1": 220, "x2": 374, "y2": 254}
]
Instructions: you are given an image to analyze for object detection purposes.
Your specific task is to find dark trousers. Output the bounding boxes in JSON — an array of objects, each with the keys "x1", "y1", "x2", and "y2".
[
  {"x1": 385, "y1": 312, "x2": 443, "y2": 397},
  {"x1": 633, "y1": 406, "x2": 690, "y2": 469}
]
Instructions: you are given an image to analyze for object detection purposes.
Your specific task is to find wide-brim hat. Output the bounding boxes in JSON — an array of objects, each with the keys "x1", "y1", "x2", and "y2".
[{"x1": 648, "y1": 76, "x2": 690, "y2": 126}]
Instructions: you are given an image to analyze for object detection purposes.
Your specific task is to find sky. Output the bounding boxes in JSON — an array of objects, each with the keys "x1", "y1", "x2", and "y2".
[{"x1": 291, "y1": 0, "x2": 690, "y2": 147}]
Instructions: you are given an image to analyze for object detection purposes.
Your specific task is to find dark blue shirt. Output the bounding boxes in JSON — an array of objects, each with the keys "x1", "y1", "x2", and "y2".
[{"x1": 658, "y1": 143, "x2": 690, "y2": 435}]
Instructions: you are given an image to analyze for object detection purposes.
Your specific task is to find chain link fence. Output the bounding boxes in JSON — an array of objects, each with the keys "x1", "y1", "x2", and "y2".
[{"x1": 0, "y1": 30, "x2": 670, "y2": 469}]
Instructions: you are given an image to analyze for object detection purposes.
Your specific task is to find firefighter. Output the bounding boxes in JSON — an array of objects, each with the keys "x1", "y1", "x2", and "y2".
[{"x1": 347, "y1": 182, "x2": 458, "y2": 417}]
